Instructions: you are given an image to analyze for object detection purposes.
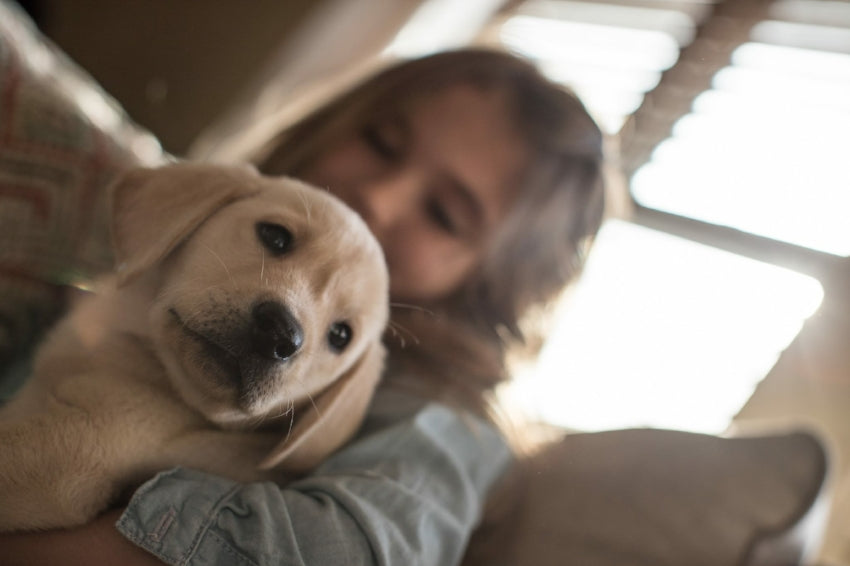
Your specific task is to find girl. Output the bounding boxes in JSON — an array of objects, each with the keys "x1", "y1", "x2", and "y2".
[{"x1": 1, "y1": 48, "x2": 605, "y2": 565}]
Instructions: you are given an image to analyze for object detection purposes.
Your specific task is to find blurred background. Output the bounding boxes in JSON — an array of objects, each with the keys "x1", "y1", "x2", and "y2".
[{"x1": 15, "y1": 0, "x2": 850, "y2": 560}]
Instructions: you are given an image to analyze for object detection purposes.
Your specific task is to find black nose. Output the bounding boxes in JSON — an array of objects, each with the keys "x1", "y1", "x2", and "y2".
[{"x1": 251, "y1": 301, "x2": 303, "y2": 361}]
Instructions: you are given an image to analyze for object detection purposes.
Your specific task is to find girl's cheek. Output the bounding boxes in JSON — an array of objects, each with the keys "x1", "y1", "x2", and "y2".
[
  {"x1": 383, "y1": 226, "x2": 474, "y2": 300},
  {"x1": 383, "y1": 243, "x2": 429, "y2": 295}
]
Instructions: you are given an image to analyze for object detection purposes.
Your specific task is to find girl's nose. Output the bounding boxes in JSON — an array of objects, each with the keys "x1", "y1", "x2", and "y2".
[{"x1": 357, "y1": 168, "x2": 421, "y2": 234}]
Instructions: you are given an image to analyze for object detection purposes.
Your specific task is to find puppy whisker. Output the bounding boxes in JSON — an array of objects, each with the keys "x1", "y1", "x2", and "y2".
[
  {"x1": 388, "y1": 325, "x2": 406, "y2": 349},
  {"x1": 203, "y1": 245, "x2": 236, "y2": 290},
  {"x1": 390, "y1": 302, "x2": 435, "y2": 317},
  {"x1": 282, "y1": 400, "x2": 297, "y2": 445},
  {"x1": 387, "y1": 320, "x2": 420, "y2": 347},
  {"x1": 295, "y1": 187, "x2": 313, "y2": 227},
  {"x1": 290, "y1": 374, "x2": 321, "y2": 419},
  {"x1": 306, "y1": 389, "x2": 320, "y2": 417},
  {"x1": 268, "y1": 396, "x2": 294, "y2": 421}
]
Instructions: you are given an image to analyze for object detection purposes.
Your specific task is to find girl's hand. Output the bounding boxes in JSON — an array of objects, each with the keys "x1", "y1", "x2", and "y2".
[{"x1": 0, "y1": 509, "x2": 165, "y2": 566}]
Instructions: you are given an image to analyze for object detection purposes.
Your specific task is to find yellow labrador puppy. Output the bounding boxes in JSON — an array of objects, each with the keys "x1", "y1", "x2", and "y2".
[{"x1": 0, "y1": 163, "x2": 389, "y2": 532}]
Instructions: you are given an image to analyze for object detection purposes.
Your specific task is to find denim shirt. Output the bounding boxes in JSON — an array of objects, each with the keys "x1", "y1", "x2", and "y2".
[{"x1": 115, "y1": 387, "x2": 513, "y2": 566}]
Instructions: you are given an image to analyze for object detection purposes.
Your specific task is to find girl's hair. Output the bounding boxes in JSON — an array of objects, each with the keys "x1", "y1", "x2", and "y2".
[{"x1": 257, "y1": 48, "x2": 606, "y2": 416}]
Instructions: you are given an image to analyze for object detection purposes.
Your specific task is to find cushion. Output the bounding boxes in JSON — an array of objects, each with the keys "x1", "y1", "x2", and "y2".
[
  {"x1": 0, "y1": 0, "x2": 164, "y2": 371},
  {"x1": 464, "y1": 428, "x2": 828, "y2": 566}
]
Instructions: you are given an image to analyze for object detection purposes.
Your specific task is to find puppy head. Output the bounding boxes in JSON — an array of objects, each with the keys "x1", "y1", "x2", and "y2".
[{"x1": 111, "y1": 163, "x2": 389, "y2": 471}]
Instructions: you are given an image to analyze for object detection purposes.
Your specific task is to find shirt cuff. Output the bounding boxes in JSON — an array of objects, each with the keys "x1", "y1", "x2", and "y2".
[{"x1": 117, "y1": 468, "x2": 255, "y2": 566}]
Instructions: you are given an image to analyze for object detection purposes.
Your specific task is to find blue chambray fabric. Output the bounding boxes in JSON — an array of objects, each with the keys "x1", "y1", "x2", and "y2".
[{"x1": 116, "y1": 388, "x2": 512, "y2": 566}]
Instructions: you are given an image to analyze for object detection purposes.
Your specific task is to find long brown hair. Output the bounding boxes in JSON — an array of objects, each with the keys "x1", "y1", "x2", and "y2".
[{"x1": 256, "y1": 48, "x2": 606, "y2": 417}]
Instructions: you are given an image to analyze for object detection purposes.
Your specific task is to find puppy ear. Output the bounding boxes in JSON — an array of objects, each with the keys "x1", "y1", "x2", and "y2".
[
  {"x1": 260, "y1": 342, "x2": 385, "y2": 473},
  {"x1": 111, "y1": 163, "x2": 259, "y2": 284}
]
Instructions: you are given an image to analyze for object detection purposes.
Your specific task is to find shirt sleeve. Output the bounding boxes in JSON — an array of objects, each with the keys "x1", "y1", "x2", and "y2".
[{"x1": 115, "y1": 389, "x2": 513, "y2": 566}]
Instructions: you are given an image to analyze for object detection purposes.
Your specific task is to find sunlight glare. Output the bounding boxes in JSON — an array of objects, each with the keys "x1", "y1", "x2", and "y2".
[
  {"x1": 632, "y1": 40, "x2": 850, "y2": 257},
  {"x1": 500, "y1": 16, "x2": 680, "y2": 71},
  {"x1": 507, "y1": 220, "x2": 823, "y2": 434}
]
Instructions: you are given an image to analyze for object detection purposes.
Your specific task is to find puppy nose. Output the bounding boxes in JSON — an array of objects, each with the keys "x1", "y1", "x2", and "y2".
[{"x1": 251, "y1": 301, "x2": 303, "y2": 361}]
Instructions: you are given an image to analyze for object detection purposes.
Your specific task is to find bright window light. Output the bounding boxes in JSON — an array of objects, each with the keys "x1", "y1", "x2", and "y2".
[
  {"x1": 712, "y1": 66, "x2": 850, "y2": 110},
  {"x1": 751, "y1": 20, "x2": 850, "y2": 52},
  {"x1": 770, "y1": 0, "x2": 850, "y2": 28},
  {"x1": 506, "y1": 220, "x2": 824, "y2": 434},
  {"x1": 632, "y1": 41, "x2": 850, "y2": 257},
  {"x1": 536, "y1": 60, "x2": 662, "y2": 94},
  {"x1": 517, "y1": 0, "x2": 698, "y2": 46},
  {"x1": 732, "y1": 42, "x2": 850, "y2": 82},
  {"x1": 500, "y1": 16, "x2": 681, "y2": 72},
  {"x1": 498, "y1": 11, "x2": 686, "y2": 134},
  {"x1": 383, "y1": 0, "x2": 504, "y2": 57}
]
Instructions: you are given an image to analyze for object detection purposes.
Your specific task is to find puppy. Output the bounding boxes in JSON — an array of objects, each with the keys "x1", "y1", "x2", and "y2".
[{"x1": 0, "y1": 163, "x2": 389, "y2": 532}]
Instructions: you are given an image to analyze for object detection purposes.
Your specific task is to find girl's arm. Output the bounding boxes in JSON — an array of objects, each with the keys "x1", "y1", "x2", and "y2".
[
  {"x1": 0, "y1": 510, "x2": 164, "y2": 566},
  {"x1": 1, "y1": 388, "x2": 512, "y2": 566}
]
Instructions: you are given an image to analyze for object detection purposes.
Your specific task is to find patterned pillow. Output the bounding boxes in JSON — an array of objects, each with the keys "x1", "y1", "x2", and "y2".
[{"x1": 0, "y1": 0, "x2": 164, "y2": 371}]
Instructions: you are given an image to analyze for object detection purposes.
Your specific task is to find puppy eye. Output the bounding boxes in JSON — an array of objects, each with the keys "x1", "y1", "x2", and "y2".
[
  {"x1": 327, "y1": 322, "x2": 352, "y2": 352},
  {"x1": 256, "y1": 222, "x2": 293, "y2": 255}
]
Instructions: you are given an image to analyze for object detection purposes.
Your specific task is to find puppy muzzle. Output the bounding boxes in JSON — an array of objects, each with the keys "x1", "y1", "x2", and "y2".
[{"x1": 169, "y1": 301, "x2": 305, "y2": 411}]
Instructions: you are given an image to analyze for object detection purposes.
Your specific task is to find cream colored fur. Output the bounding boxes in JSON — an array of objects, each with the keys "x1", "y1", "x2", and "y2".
[{"x1": 0, "y1": 163, "x2": 389, "y2": 532}]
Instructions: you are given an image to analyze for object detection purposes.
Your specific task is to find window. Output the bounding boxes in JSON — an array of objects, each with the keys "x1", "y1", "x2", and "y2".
[
  {"x1": 632, "y1": 3, "x2": 850, "y2": 256},
  {"x1": 488, "y1": 0, "x2": 847, "y2": 433}
]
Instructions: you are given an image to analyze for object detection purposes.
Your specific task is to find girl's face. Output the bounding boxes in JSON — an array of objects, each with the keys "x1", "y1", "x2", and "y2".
[{"x1": 300, "y1": 84, "x2": 530, "y2": 304}]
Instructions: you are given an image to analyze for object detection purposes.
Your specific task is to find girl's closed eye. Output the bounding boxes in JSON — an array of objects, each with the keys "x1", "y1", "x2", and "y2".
[
  {"x1": 427, "y1": 179, "x2": 486, "y2": 241},
  {"x1": 426, "y1": 198, "x2": 461, "y2": 236},
  {"x1": 361, "y1": 121, "x2": 407, "y2": 162}
]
